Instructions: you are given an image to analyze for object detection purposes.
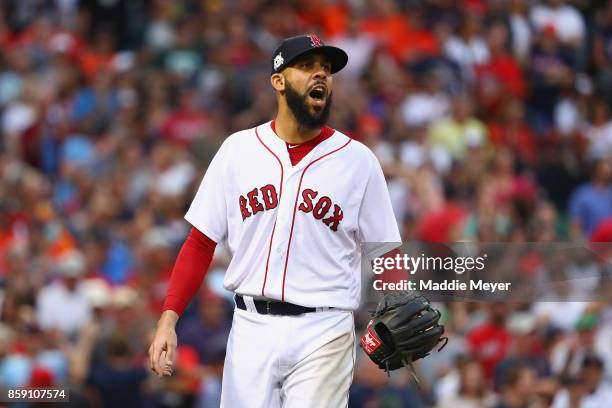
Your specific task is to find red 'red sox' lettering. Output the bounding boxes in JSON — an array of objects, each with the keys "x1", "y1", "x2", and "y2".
[
  {"x1": 298, "y1": 189, "x2": 343, "y2": 232},
  {"x1": 247, "y1": 188, "x2": 265, "y2": 215},
  {"x1": 298, "y1": 189, "x2": 317, "y2": 212},
  {"x1": 239, "y1": 196, "x2": 251, "y2": 220},
  {"x1": 240, "y1": 186, "x2": 343, "y2": 231},
  {"x1": 322, "y1": 205, "x2": 343, "y2": 231},
  {"x1": 260, "y1": 184, "x2": 278, "y2": 209},
  {"x1": 240, "y1": 184, "x2": 279, "y2": 220}
]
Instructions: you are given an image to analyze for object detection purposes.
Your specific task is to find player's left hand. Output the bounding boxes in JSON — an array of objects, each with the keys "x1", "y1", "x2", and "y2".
[{"x1": 360, "y1": 291, "x2": 447, "y2": 374}]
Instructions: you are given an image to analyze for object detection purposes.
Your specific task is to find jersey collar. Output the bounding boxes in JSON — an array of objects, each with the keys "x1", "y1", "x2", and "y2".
[
  {"x1": 257, "y1": 120, "x2": 350, "y2": 171},
  {"x1": 270, "y1": 119, "x2": 335, "y2": 148}
]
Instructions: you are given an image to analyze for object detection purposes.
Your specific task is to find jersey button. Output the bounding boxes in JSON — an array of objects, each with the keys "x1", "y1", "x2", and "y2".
[{"x1": 276, "y1": 247, "x2": 282, "y2": 253}]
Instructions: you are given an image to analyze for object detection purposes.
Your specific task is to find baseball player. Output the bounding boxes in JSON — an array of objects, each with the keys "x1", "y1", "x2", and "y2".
[{"x1": 149, "y1": 34, "x2": 403, "y2": 407}]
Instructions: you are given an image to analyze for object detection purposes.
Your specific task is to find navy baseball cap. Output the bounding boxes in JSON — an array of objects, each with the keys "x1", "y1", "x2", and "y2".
[{"x1": 271, "y1": 34, "x2": 348, "y2": 75}]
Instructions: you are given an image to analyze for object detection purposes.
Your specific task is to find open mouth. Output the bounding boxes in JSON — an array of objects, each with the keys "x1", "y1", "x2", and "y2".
[{"x1": 308, "y1": 85, "x2": 326, "y2": 101}]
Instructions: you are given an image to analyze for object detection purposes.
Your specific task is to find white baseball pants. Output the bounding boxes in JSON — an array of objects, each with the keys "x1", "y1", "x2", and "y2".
[{"x1": 220, "y1": 305, "x2": 356, "y2": 407}]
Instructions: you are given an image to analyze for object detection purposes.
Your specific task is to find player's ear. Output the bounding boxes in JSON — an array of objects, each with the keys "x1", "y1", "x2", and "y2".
[{"x1": 270, "y1": 73, "x2": 285, "y2": 92}]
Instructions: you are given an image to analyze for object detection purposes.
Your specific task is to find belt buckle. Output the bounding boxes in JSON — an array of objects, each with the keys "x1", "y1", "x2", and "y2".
[{"x1": 266, "y1": 300, "x2": 272, "y2": 314}]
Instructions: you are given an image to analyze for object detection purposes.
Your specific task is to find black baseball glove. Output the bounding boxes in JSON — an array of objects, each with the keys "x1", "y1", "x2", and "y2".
[{"x1": 360, "y1": 291, "x2": 447, "y2": 373}]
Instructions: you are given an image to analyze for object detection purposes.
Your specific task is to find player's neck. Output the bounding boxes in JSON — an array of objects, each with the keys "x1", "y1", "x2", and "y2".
[{"x1": 274, "y1": 110, "x2": 323, "y2": 144}]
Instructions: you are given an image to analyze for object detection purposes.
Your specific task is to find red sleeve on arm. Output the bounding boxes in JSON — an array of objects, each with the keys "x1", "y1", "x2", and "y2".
[
  {"x1": 377, "y1": 248, "x2": 407, "y2": 292},
  {"x1": 162, "y1": 227, "x2": 217, "y2": 316}
]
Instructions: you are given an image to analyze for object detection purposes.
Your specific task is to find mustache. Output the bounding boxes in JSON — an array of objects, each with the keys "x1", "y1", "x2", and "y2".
[
  {"x1": 284, "y1": 80, "x2": 332, "y2": 129},
  {"x1": 309, "y1": 81, "x2": 327, "y2": 89}
]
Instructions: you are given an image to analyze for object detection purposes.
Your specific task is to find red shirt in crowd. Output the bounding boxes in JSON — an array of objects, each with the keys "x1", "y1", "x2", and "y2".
[
  {"x1": 476, "y1": 55, "x2": 526, "y2": 115},
  {"x1": 488, "y1": 122, "x2": 537, "y2": 166},
  {"x1": 161, "y1": 110, "x2": 209, "y2": 146},
  {"x1": 468, "y1": 322, "x2": 511, "y2": 379}
]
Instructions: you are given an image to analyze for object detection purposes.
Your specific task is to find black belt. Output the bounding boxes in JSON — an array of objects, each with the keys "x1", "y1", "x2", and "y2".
[{"x1": 235, "y1": 294, "x2": 316, "y2": 316}]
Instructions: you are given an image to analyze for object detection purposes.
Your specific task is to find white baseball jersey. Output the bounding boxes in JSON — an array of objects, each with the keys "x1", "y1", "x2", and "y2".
[{"x1": 185, "y1": 121, "x2": 401, "y2": 310}]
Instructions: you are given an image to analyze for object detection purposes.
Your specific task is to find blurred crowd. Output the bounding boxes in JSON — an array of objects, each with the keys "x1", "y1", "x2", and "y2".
[{"x1": 1, "y1": 0, "x2": 612, "y2": 407}]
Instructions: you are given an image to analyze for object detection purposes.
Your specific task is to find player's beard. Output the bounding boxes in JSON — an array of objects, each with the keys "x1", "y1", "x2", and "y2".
[{"x1": 284, "y1": 80, "x2": 332, "y2": 129}]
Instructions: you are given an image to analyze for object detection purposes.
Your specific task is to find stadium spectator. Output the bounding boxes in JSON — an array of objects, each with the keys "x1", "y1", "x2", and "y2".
[
  {"x1": 36, "y1": 250, "x2": 91, "y2": 338},
  {"x1": 443, "y1": 12, "x2": 490, "y2": 82},
  {"x1": 583, "y1": 98, "x2": 612, "y2": 161},
  {"x1": 175, "y1": 289, "x2": 231, "y2": 366},
  {"x1": 475, "y1": 22, "x2": 526, "y2": 117},
  {"x1": 530, "y1": 0, "x2": 586, "y2": 51},
  {"x1": 400, "y1": 69, "x2": 451, "y2": 128},
  {"x1": 569, "y1": 159, "x2": 612, "y2": 238},
  {"x1": 493, "y1": 363, "x2": 540, "y2": 408},
  {"x1": 593, "y1": 2, "x2": 612, "y2": 106},
  {"x1": 435, "y1": 356, "x2": 498, "y2": 408},
  {"x1": 428, "y1": 93, "x2": 488, "y2": 162}
]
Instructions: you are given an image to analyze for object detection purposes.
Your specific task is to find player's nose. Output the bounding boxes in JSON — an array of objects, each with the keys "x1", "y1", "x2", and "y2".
[{"x1": 312, "y1": 63, "x2": 329, "y2": 80}]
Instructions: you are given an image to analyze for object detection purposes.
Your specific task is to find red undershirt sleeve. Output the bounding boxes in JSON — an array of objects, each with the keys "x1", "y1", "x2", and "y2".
[
  {"x1": 377, "y1": 248, "x2": 407, "y2": 292},
  {"x1": 162, "y1": 227, "x2": 218, "y2": 316}
]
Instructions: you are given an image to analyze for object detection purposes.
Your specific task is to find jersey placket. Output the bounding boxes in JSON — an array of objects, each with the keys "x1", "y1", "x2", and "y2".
[{"x1": 258, "y1": 125, "x2": 323, "y2": 300}]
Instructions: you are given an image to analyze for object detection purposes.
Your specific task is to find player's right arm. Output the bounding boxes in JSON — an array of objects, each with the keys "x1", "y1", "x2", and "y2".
[
  {"x1": 150, "y1": 138, "x2": 230, "y2": 376},
  {"x1": 148, "y1": 227, "x2": 217, "y2": 377}
]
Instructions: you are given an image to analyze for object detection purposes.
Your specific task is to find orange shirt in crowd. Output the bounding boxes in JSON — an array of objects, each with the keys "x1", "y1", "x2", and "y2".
[
  {"x1": 320, "y1": 4, "x2": 349, "y2": 38},
  {"x1": 297, "y1": 2, "x2": 348, "y2": 38},
  {"x1": 79, "y1": 50, "x2": 114, "y2": 80},
  {"x1": 361, "y1": 13, "x2": 438, "y2": 63}
]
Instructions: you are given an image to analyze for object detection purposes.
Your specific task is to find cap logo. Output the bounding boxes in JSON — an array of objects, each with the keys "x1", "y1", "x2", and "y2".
[
  {"x1": 308, "y1": 34, "x2": 323, "y2": 47},
  {"x1": 273, "y1": 52, "x2": 284, "y2": 71}
]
